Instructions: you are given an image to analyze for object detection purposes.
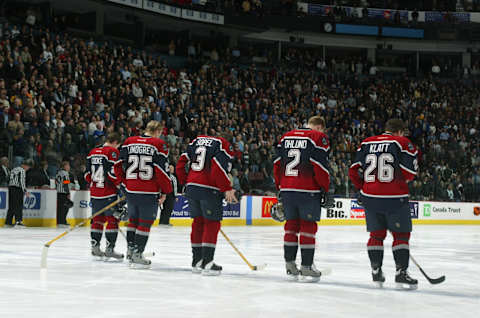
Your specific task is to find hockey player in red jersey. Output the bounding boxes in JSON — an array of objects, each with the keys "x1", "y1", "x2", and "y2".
[
  {"x1": 273, "y1": 116, "x2": 334, "y2": 282},
  {"x1": 115, "y1": 121, "x2": 172, "y2": 268},
  {"x1": 349, "y1": 118, "x2": 419, "y2": 289},
  {"x1": 85, "y1": 132, "x2": 124, "y2": 261},
  {"x1": 176, "y1": 133, "x2": 236, "y2": 276}
]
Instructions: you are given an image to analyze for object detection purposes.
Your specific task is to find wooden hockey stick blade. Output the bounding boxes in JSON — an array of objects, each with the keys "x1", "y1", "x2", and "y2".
[{"x1": 410, "y1": 255, "x2": 445, "y2": 285}]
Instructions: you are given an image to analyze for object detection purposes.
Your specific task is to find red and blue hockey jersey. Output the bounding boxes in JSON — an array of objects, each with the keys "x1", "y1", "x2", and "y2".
[
  {"x1": 348, "y1": 133, "x2": 418, "y2": 198},
  {"x1": 176, "y1": 135, "x2": 233, "y2": 193},
  {"x1": 85, "y1": 146, "x2": 122, "y2": 199},
  {"x1": 273, "y1": 128, "x2": 330, "y2": 193},
  {"x1": 115, "y1": 135, "x2": 172, "y2": 195}
]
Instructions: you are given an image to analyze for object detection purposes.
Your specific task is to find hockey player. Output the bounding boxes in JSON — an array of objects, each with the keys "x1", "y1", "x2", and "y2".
[
  {"x1": 85, "y1": 132, "x2": 124, "y2": 261},
  {"x1": 176, "y1": 133, "x2": 236, "y2": 276},
  {"x1": 348, "y1": 118, "x2": 418, "y2": 289},
  {"x1": 115, "y1": 121, "x2": 172, "y2": 268},
  {"x1": 273, "y1": 116, "x2": 333, "y2": 282}
]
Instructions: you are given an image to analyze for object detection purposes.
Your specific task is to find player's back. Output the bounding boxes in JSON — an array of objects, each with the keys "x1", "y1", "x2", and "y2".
[
  {"x1": 350, "y1": 133, "x2": 418, "y2": 198},
  {"x1": 86, "y1": 146, "x2": 120, "y2": 199},
  {"x1": 119, "y1": 135, "x2": 170, "y2": 195},
  {"x1": 275, "y1": 128, "x2": 330, "y2": 193},
  {"x1": 180, "y1": 135, "x2": 233, "y2": 192}
]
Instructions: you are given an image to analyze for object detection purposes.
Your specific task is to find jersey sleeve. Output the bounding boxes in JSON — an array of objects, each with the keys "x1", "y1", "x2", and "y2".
[
  {"x1": 398, "y1": 138, "x2": 418, "y2": 181},
  {"x1": 273, "y1": 142, "x2": 282, "y2": 190},
  {"x1": 348, "y1": 145, "x2": 365, "y2": 191},
  {"x1": 310, "y1": 134, "x2": 330, "y2": 192},
  {"x1": 153, "y1": 140, "x2": 173, "y2": 194},
  {"x1": 85, "y1": 152, "x2": 92, "y2": 185},
  {"x1": 114, "y1": 142, "x2": 128, "y2": 184},
  {"x1": 211, "y1": 139, "x2": 233, "y2": 192},
  {"x1": 175, "y1": 152, "x2": 190, "y2": 186},
  {"x1": 107, "y1": 149, "x2": 122, "y2": 188}
]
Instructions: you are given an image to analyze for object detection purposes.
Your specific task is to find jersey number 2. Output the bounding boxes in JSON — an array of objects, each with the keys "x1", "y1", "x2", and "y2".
[
  {"x1": 126, "y1": 155, "x2": 153, "y2": 180},
  {"x1": 285, "y1": 149, "x2": 301, "y2": 176}
]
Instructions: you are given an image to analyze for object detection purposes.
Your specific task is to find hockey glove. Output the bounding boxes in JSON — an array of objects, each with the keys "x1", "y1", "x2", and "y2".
[
  {"x1": 320, "y1": 189, "x2": 335, "y2": 209},
  {"x1": 355, "y1": 192, "x2": 364, "y2": 207},
  {"x1": 271, "y1": 202, "x2": 285, "y2": 222},
  {"x1": 113, "y1": 205, "x2": 128, "y2": 221}
]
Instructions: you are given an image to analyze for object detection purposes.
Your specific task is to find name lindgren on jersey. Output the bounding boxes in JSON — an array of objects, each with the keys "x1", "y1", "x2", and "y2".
[
  {"x1": 273, "y1": 128, "x2": 330, "y2": 193},
  {"x1": 85, "y1": 146, "x2": 121, "y2": 199},
  {"x1": 348, "y1": 133, "x2": 418, "y2": 198}
]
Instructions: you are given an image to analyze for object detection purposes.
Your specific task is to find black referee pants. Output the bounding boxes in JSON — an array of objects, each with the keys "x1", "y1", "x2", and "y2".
[
  {"x1": 6, "y1": 187, "x2": 24, "y2": 225},
  {"x1": 57, "y1": 193, "x2": 69, "y2": 225},
  {"x1": 159, "y1": 194, "x2": 175, "y2": 225}
]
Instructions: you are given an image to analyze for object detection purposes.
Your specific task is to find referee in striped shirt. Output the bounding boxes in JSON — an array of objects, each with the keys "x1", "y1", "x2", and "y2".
[{"x1": 6, "y1": 159, "x2": 33, "y2": 227}]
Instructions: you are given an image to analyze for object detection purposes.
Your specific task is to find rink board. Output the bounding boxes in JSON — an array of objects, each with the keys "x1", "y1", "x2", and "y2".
[{"x1": 0, "y1": 189, "x2": 479, "y2": 226}]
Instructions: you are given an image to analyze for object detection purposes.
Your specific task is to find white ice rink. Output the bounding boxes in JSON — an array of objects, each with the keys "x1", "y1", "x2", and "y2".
[{"x1": 0, "y1": 225, "x2": 479, "y2": 318}]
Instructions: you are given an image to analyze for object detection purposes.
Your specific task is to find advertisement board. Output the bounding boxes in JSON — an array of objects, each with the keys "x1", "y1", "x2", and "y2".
[{"x1": 171, "y1": 195, "x2": 241, "y2": 218}]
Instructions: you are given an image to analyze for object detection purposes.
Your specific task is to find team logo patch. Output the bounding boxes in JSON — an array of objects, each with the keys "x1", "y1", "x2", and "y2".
[
  {"x1": 474, "y1": 207, "x2": 480, "y2": 216},
  {"x1": 229, "y1": 145, "x2": 233, "y2": 152},
  {"x1": 322, "y1": 138, "x2": 327, "y2": 146},
  {"x1": 408, "y1": 143, "x2": 414, "y2": 151},
  {"x1": 111, "y1": 152, "x2": 117, "y2": 159}
]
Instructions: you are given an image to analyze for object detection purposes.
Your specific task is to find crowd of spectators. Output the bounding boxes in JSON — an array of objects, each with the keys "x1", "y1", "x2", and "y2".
[{"x1": 0, "y1": 18, "x2": 479, "y2": 202}]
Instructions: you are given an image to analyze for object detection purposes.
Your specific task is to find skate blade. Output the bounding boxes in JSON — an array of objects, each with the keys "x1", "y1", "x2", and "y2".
[
  {"x1": 396, "y1": 283, "x2": 418, "y2": 290},
  {"x1": 192, "y1": 267, "x2": 202, "y2": 274},
  {"x1": 104, "y1": 257, "x2": 124, "y2": 263},
  {"x1": 92, "y1": 255, "x2": 104, "y2": 261},
  {"x1": 202, "y1": 270, "x2": 221, "y2": 276},
  {"x1": 129, "y1": 262, "x2": 151, "y2": 270},
  {"x1": 298, "y1": 275, "x2": 320, "y2": 283},
  {"x1": 374, "y1": 281, "x2": 384, "y2": 288},
  {"x1": 286, "y1": 274, "x2": 299, "y2": 282}
]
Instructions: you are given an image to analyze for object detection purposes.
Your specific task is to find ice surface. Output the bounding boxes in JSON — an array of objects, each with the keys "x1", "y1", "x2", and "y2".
[{"x1": 0, "y1": 225, "x2": 479, "y2": 318}]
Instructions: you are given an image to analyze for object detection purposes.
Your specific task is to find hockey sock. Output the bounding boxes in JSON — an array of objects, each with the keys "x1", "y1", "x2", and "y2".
[
  {"x1": 90, "y1": 215, "x2": 105, "y2": 247},
  {"x1": 126, "y1": 218, "x2": 138, "y2": 248},
  {"x1": 284, "y1": 219, "x2": 300, "y2": 262},
  {"x1": 201, "y1": 218, "x2": 221, "y2": 265},
  {"x1": 105, "y1": 216, "x2": 119, "y2": 249},
  {"x1": 191, "y1": 216, "x2": 204, "y2": 265},
  {"x1": 392, "y1": 232, "x2": 411, "y2": 270},
  {"x1": 299, "y1": 220, "x2": 317, "y2": 267},
  {"x1": 367, "y1": 230, "x2": 387, "y2": 269},
  {"x1": 134, "y1": 219, "x2": 154, "y2": 253}
]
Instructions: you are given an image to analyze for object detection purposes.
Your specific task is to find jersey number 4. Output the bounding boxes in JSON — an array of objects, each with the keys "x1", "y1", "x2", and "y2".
[
  {"x1": 126, "y1": 155, "x2": 153, "y2": 180},
  {"x1": 364, "y1": 153, "x2": 394, "y2": 183},
  {"x1": 91, "y1": 165, "x2": 104, "y2": 188}
]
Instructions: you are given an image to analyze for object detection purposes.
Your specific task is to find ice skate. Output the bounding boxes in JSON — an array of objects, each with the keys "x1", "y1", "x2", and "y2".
[
  {"x1": 104, "y1": 247, "x2": 124, "y2": 262},
  {"x1": 299, "y1": 264, "x2": 321, "y2": 283},
  {"x1": 91, "y1": 245, "x2": 105, "y2": 261},
  {"x1": 372, "y1": 267, "x2": 385, "y2": 288},
  {"x1": 202, "y1": 261, "x2": 222, "y2": 276},
  {"x1": 192, "y1": 260, "x2": 203, "y2": 274},
  {"x1": 285, "y1": 261, "x2": 300, "y2": 281},
  {"x1": 130, "y1": 251, "x2": 151, "y2": 269},
  {"x1": 395, "y1": 269, "x2": 418, "y2": 290},
  {"x1": 126, "y1": 245, "x2": 134, "y2": 262},
  {"x1": 15, "y1": 221, "x2": 25, "y2": 227}
]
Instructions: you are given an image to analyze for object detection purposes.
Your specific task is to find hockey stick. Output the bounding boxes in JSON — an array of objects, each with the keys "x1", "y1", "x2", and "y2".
[
  {"x1": 219, "y1": 229, "x2": 267, "y2": 271},
  {"x1": 410, "y1": 255, "x2": 445, "y2": 284},
  {"x1": 40, "y1": 196, "x2": 126, "y2": 269},
  {"x1": 118, "y1": 227, "x2": 155, "y2": 258}
]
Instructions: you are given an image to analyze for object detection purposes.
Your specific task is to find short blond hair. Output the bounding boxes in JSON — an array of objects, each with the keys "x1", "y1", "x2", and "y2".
[
  {"x1": 308, "y1": 115, "x2": 325, "y2": 127},
  {"x1": 145, "y1": 120, "x2": 163, "y2": 134}
]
